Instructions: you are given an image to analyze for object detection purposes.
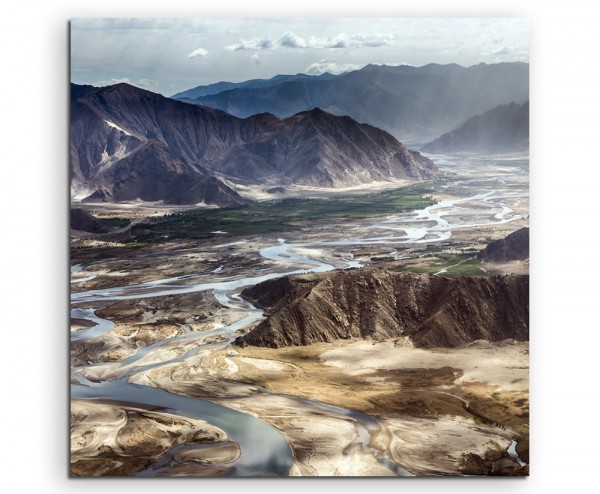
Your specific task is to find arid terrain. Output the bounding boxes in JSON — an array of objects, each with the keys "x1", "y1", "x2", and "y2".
[{"x1": 71, "y1": 154, "x2": 529, "y2": 476}]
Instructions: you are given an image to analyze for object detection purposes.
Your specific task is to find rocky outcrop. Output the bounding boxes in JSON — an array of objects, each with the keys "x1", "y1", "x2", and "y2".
[
  {"x1": 236, "y1": 270, "x2": 529, "y2": 348},
  {"x1": 478, "y1": 228, "x2": 529, "y2": 262},
  {"x1": 70, "y1": 208, "x2": 109, "y2": 233}
]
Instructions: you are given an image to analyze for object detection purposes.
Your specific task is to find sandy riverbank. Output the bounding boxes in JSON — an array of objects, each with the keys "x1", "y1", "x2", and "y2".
[
  {"x1": 71, "y1": 400, "x2": 235, "y2": 476},
  {"x1": 119, "y1": 338, "x2": 528, "y2": 476}
]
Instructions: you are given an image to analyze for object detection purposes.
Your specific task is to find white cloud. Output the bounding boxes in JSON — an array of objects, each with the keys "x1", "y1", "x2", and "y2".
[
  {"x1": 225, "y1": 37, "x2": 273, "y2": 51},
  {"x1": 491, "y1": 46, "x2": 510, "y2": 55},
  {"x1": 377, "y1": 62, "x2": 410, "y2": 67},
  {"x1": 94, "y1": 77, "x2": 131, "y2": 87},
  {"x1": 138, "y1": 78, "x2": 159, "y2": 88},
  {"x1": 188, "y1": 47, "x2": 208, "y2": 59},
  {"x1": 305, "y1": 60, "x2": 363, "y2": 75},
  {"x1": 279, "y1": 31, "x2": 308, "y2": 48},
  {"x1": 305, "y1": 32, "x2": 395, "y2": 49},
  {"x1": 250, "y1": 53, "x2": 261, "y2": 65},
  {"x1": 345, "y1": 33, "x2": 395, "y2": 48},
  {"x1": 226, "y1": 32, "x2": 394, "y2": 52}
]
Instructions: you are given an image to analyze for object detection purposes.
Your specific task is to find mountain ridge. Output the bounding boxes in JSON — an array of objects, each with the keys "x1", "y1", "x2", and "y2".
[
  {"x1": 71, "y1": 82, "x2": 436, "y2": 202},
  {"x1": 236, "y1": 270, "x2": 529, "y2": 349},
  {"x1": 172, "y1": 72, "x2": 338, "y2": 100}
]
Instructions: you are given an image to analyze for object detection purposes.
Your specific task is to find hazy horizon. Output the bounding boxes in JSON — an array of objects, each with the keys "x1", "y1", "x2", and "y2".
[{"x1": 70, "y1": 18, "x2": 529, "y2": 96}]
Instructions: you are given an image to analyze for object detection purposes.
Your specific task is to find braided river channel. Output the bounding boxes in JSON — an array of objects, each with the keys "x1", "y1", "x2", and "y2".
[{"x1": 70, "y1": 154, "x2": 528, "y2": 476}]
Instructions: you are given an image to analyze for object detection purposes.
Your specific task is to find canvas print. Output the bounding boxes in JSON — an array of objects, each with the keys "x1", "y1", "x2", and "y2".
[{"x1": 70, "y1": 18, "x2": 529, "y2": 477}]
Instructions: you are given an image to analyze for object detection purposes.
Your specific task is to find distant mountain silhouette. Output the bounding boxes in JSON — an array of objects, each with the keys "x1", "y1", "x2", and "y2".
[
  {"x1": 421, "y1": 102, "x2": 529, "y2": 154},
  {"x1": 172, "y1": 72, "x2": 338, "y2": 100},
  {"x1": 176, "y1": 63, "x2": 529, "y2": 142}
]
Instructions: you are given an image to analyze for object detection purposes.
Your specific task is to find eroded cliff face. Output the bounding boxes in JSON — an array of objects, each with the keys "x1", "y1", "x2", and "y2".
[{"x1": 236, "y1": 270, "x2": 528, "y2": 348}]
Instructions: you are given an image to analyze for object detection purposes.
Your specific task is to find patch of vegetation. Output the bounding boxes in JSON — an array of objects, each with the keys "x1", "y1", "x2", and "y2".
[
  {"x1": 129, "y1": 183, "x2": 437, "y2": 243},
  {"x1": 394, "y1": 253, "x2": 488, "y2": 278},
  {"x1": 99, "y1": 217, "x2": 131, "y2": 228},
  {"x1": 293, "y1": 277, "x2": 318, "y2": 284},
  {"x1": 445, "y1": 262, "x2": 488, "y2": 277},
  {"x1": 380, "y1": 366, "x2": 464, "y2": 388},
  {"x1": 367, "y1": 389, "x2": 469, "y2": 419},
  {"x1": 370, "y1": 256, "x2": 395, "y2": 262}
]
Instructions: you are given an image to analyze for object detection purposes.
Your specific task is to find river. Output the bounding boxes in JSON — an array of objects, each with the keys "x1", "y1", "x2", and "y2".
[{"x1": 70, "y1": 154, "x2": 528, "y2": 476}]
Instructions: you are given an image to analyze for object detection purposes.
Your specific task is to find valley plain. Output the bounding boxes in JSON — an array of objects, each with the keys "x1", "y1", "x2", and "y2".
[{"x1": 71, "y1": 153, "x2": 529, "y2": 477}]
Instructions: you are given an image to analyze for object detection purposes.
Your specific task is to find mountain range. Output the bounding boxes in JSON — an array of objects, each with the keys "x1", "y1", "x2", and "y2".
[
  {"x1": 173, "y1": 72, "x2": 338, "y2": 100},
  {"x1": 71, "y1": 83, "x2": 435, "y2": 204},
  {"x1": 175, "y1": 62, "x2": 529, "y2": 142}
]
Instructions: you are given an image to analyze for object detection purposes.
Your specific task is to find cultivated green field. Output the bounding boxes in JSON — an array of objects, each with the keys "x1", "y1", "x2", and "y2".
[
  {"x1": 394, "y1": 252, "x2": 488, "y2": 278},
  {"x1": 129, "y1": 183, "x2": 436, "y2": 242}
]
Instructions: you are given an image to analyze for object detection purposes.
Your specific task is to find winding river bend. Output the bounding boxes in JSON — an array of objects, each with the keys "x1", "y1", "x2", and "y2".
[{"x1": 71, "y1": 154, "x2": 528, "y2": 476}]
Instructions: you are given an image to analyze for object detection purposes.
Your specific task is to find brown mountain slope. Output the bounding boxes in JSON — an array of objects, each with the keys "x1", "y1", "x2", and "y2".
[{"x1": 236, "y1": 270, "x2": 528, "y2": 348}]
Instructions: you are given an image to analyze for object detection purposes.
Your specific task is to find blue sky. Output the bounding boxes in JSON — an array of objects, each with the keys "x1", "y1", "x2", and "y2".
[{"x1": 71, "y1": 18, "x2": 529, "y2": 96}]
